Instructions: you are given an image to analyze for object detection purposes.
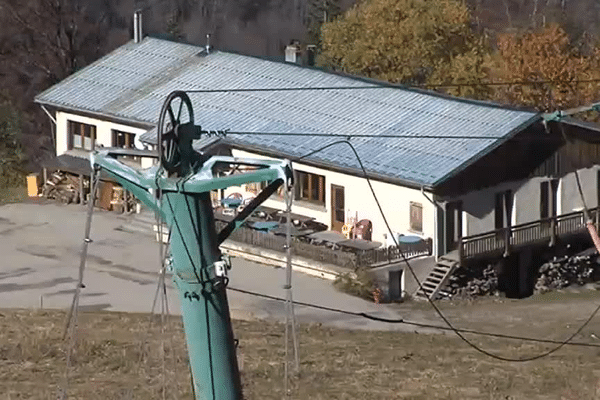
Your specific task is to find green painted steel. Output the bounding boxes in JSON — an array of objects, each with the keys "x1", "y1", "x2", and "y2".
[
  {"x1": 165, "y1": 191, "x2": 241, "y2": 399},
  {"x1": 91, "y1": 148, "x2": 290, "y2": 400}
]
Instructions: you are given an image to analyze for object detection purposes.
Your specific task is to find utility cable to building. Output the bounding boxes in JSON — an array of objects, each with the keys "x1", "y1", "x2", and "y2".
[
  {"x1": 197, "y1": 129, "x2": 588, "y2": 142},
  {"x1": 225, "y1": 286, "x2": 600, "y2": 349},
  {"x1": 291, "y1": 138, "x2": 600, "y2": 362}
]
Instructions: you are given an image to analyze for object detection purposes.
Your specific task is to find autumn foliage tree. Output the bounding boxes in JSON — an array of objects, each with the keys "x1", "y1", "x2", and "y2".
[
  {"x1": 317, "y1": 0, "x2": 492, "y2": 98},
  {"x1": 485, "y1": 24, "x2": 600, "y2": 112}
]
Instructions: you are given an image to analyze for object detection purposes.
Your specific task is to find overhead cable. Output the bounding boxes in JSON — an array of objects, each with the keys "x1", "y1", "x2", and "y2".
[
  {"x1": 226, "y1": 286, "x2": 600, "y2": 349},
  {"x1": 290, "y1": 139, "x2": 600, "y2": 362},
  {"x1": 183, "y1": 78, "x2": 600, "y2": 93}
]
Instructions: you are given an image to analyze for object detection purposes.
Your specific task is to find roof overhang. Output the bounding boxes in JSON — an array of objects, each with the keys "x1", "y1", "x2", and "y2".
[
  {"x1": 34, "y1": 100, "x2": 156, "y2": 130},
  {"x1": 222, "y1": 141, "x2": 435, "y2": 192}
]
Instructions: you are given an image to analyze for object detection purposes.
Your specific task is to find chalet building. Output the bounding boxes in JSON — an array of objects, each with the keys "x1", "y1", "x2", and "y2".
[{"x1": 35, "y1": 33, "x2": 600, "y2": 298}]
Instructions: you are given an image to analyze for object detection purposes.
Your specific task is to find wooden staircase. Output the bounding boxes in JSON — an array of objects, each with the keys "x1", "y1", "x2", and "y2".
[{"x1": 414, "y1": 256, "x2": 460, "y2": 300}]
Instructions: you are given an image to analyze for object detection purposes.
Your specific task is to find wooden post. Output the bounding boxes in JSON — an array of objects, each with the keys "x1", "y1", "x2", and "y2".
[
  {"x1": 122, "y1": 187, "x2": 127, "y2": 213},
  {"x1": 549, "y1": 218, "x2": 556, "y2": 247},
  {"x1": 595, "y1": 208, "x2": 599, "y2": 230},
  {"x1": 503, "y1": 227, "x2": 510, "y2": 257},
  {"x1": 79, "y1": 175, "x2": 84, "y2": 205},
  {"x1": 458, "y1": 237, "x2": 463, "y2": 261}
]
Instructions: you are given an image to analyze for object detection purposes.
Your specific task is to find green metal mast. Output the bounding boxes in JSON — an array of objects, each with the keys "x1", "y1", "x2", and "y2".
[{"x1": 90, "y1": 91, "x2": 293, "y2": 399}]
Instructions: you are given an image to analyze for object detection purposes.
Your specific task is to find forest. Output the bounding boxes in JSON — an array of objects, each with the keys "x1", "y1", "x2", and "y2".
[{"x1": 0, "y1": 0, "x2": 599, "y2": 183}]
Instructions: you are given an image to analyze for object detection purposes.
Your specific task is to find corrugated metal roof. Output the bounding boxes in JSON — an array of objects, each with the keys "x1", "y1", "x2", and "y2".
[{"x1": 36, "y1": 37, "x2": 540, "y2": 187}]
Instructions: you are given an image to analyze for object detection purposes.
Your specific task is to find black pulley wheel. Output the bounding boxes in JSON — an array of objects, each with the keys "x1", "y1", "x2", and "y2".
[{"x1": 157, "y1": 91, "x2": 194, "y2": 176}]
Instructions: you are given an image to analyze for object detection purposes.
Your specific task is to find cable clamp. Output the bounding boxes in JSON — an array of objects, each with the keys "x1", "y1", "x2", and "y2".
[
  {"x1": 84, "y1": 238, "x2": 93, "y2": 243},
  {"x1": 213, "y1": 260, "x2": 228, "y2": 278},
  {"x1": 283, "y1": 284, "x2": 291, "y2": 290}
]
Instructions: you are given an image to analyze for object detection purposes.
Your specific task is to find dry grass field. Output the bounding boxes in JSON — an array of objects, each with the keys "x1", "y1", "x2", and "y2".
[{"x1": 3, "y1": 306, "x2": 600, "y2": 400}]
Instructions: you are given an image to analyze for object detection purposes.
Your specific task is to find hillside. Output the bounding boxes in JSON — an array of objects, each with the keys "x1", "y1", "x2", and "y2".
[
  {"x1": 1, "y1": 0, "x2": 599, "y2": 170},
  {"x1": 3, "y1": 307, "x2": 600, "y2": 399}
]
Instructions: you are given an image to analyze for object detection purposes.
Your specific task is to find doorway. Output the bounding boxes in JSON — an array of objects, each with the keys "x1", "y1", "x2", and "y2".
[
  {"x1": 445, "y1": 200, "x2": 462, "y2": 253},
  {"x1": 331, "y1": 184, "x2": 345, "y2": 232}
]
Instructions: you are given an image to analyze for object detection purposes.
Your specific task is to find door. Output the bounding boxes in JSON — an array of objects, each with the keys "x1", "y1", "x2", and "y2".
[
  {"x1": 445, "y1": 200, "x2": 462, "y2": 253},
  {"x1": 540, "y1": 181, "x2": 558, "y2": 219},
  {"x1": 331, "y1": 184, "x2": 345, "y2": 232}
]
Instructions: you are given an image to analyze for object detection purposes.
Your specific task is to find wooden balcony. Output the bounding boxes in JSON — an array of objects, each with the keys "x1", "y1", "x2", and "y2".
[{"x1": 458, "y1": 207, "x2": 600, "y2": 261}]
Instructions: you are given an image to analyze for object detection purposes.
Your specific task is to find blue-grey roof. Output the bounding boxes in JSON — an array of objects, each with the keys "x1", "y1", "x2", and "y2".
[{"x1": 35, "y1": 37, "x2": 540, "y2": 187}]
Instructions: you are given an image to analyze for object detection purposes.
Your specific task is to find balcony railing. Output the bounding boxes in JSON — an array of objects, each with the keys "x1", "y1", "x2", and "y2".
[{"x1": 459, "y1": 207, "x2": 599, "y2": 260}]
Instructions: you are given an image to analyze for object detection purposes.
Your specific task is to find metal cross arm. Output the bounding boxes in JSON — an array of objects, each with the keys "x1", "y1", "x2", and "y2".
[
  {"x1": 177, "y1": 156, "x2": 291, "y2": 192},
  {"x1": 90, "y1": 150, "x2": 164, "y2": 218},
  {"x1": 543, "y1": 102, "x2": 600, "y2": 122}
]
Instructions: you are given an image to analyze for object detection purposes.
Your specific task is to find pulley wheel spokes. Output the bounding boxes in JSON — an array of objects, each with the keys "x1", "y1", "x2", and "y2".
[{"x1": 157, "y1": 91, "x2": 194, "y2": 176}]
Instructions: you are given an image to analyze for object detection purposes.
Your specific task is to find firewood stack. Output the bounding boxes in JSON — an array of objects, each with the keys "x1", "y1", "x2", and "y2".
[
  {"x1": 41, "y1": 171, "x2": 84, "y2": 204},
  {"x1": 442, "y1": 264, "x2": 499, "y2": 299},
  {"x1": 534, "y1": 253, "x2": 600, "y2": 294}
]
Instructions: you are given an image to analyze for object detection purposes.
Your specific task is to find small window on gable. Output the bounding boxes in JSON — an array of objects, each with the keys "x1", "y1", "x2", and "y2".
[{"x1": 410, "y1": 202, "x2": 423, "y2": 233}]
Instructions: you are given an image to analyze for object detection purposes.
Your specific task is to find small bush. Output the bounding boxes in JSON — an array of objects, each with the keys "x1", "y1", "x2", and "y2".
[{"x1": 333, "y1": 268, "x2": 377, "y2": 301}]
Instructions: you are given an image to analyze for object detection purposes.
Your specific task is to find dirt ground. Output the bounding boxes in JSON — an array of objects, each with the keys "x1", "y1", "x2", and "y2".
[
  {"x1": 3, "y1": 306, "x2": 600, "y2": 400},
  {"x1": 5, "y1": 194, "x2": 600, "y2": 398}
]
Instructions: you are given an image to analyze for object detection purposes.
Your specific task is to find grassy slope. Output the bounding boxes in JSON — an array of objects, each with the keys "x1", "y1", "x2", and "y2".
[
  {"x1": 0, "y1": 186, "x2": 27, "y2": 206},
  {"x1": 2, "y1": 309, "x2": 600, "y2": 399}
]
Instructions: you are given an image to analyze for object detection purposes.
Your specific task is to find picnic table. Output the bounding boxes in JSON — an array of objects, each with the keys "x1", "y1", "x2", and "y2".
[
  {"x1": 221, "y1": 198, "x2": 242, "y2": 208},
  {"x1": 271, "y1": 225, "x2": 315, "y2": 237},
  {"x1": 272, "y1": 210, "x2": 316, "y2": 227},
  {"x1": 251, "y1": 205, "x2": 280, "y2": 220},
  {"x1": 214, "y1": 209, "x2": 236, "y2": 222},
  {"x1": 338, "y1": 239, "x2": 382, "y2": 251},
  {"x1": 249, "y1": 221, "x2": 280, "y2": 232},
  {"x1": 306, "y1": 231, "x2": 348, "y2": 248}
]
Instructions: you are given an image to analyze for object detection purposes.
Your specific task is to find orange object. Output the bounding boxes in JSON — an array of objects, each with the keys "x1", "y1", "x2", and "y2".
[{"x1": 26, "y1": 174, "x2": 39, "y2": 197}]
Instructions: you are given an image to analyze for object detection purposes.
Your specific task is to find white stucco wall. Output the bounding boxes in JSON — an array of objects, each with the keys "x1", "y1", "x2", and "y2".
[
  {"x1": 561, "y1": 167, "x2": 598, "y2": 212},
  {"x1": 225, "y1": 149, "x2": 436, "y2": 246},
  {"x1": 55, "y1": 111, "x2": 153, "y2": 168}
]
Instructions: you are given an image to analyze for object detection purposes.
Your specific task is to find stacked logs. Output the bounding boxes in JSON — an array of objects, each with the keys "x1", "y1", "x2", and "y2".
[
  {"x1": 41, "y1": 171, "x2": 82, "y2": 204},
  {"x1": 441, "y1": 264, "x2": 499, "y2": 299},
  {"x1": 534, "y1": 253, "x2": 600, "y2": 294}
]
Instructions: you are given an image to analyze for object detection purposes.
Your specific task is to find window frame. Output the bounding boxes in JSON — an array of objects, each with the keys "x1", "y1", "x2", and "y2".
[
  {"x1": 67, "y1": 120, "x2": 96, "y2": 151},
  {"x1": 112, "y1": 129, "x2": 139, "y2": 163},
  {"x1": 409, "y1": 201, "x2": 423, "y2": 233},
  {"x1": 294, "y1": 170, "x2": 325, "y2": 205}
]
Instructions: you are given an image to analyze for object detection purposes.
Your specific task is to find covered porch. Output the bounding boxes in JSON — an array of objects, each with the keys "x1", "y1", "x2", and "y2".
[{"x1": 457, "y1": 206, "x2": 600, "y2": 262}]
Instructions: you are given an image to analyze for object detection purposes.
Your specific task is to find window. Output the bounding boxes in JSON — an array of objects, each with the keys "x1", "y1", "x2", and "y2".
[
  {"x1": 495, "y1": 192, "x2": 505, "y2": 229},
  {"x1": 112, "y1": 130, "x2": 136, "y2": 149},
  {"x1": 409, "y1": 202, "x2": 423, "y2": 233},
  {"x1": 112, "y1": 130, "x2": 140, "y2": 163},
  {"x1": 495, "y1": 190, "x2": 513, "y2": 229},
  {"x1": 68, "y1": 121, "x2": 96, "y2": 151},
  {"x1": 294, "y1": 171, "x2": 325, "y2": 205},
  {"x1": 540, "y1": 180, "x2": 559, "y2": 219}
]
